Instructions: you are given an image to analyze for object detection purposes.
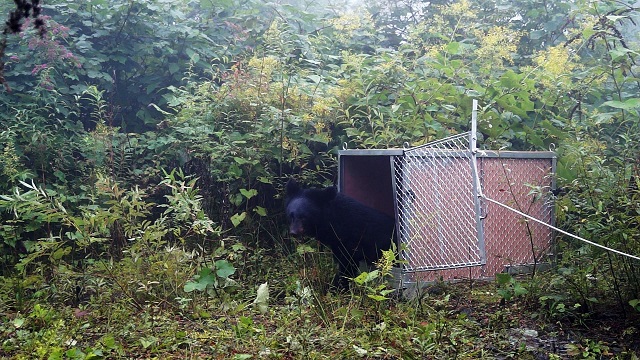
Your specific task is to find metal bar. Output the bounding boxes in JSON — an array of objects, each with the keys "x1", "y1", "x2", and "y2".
[
  {"x1": 337, "y1": 152, "x2": 344, "y2": 193},
  {"x1": 397, "y1": 156, "x2": 415, "y2": 277},
  {"x1": 389, "y1": 155, "x2": 406, "y2": 289},
  {"x1": 386, "y1": 149, "x2": 557, "y2": 160},
  {"x1": 476, "y1": 150, "x2": 556, "y2": 159},
  {"x1": 404, "y1": 149, "x2": 472, "y2": 158},
  {"x1": 402, "y1": 261, "x2": 484, "y2": 273},
  {"x1": 550, "y1": 154, "x2": 558, "y2": 268},
  {"x1": 470, "y1": 99, "x2": 487, "y2": 264},
  {"x1": 338, "y1": 149, "x2": 405, "y2": 156},
  {"x1": 405, "y1": 132, "x2": 470, "y2": 152}
]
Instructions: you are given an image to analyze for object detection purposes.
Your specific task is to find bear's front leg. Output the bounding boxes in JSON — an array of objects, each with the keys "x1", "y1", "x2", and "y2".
[
  {"x1": 331, "y1": 254, "x2": 359, "y2": 290},
  {"x1": 331, "y1": 273, "x2": 349, "y2": 290}
]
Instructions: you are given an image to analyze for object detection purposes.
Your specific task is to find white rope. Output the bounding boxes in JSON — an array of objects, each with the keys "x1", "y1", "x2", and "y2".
[{"x1": 482, "y1": 195, "x2": 640, "y2": 261}]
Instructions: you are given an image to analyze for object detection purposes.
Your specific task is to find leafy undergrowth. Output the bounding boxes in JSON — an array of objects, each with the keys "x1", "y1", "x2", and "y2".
[{"x1": 1, "y1": 248, "x2": 639, "y2": 360}]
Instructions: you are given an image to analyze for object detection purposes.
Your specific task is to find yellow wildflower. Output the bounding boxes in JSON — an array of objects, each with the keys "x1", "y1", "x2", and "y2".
[
  {"x1": 474, "y1": 26, "x2": 521, "y2": 65},
  {"x1": 533, "y1": 45, "x2": 580, "y2": 89},
  {"x1": 330, "y1": 10, "x2": 374, "y2": 44},
  {"x1": 441, "y1": 0, "x2": 476, "y2": 19},
  {"x1": 248, "y1": 55, "x2": 280, "y2": 80},
  {"x1": 534, "y1": 45, "x2": 578, "y2": 77},
  {"x1": 312, "y1": 97, "x2": 335, "y2": 117}
]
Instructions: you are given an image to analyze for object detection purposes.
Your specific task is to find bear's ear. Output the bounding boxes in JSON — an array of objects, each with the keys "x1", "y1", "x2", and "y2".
[
  {"x1": 286, "y1": 178, "x2": 301, "y2": 197},
  {"x1": 321, "y1": 186, "x2": 338, "y2": 201}
]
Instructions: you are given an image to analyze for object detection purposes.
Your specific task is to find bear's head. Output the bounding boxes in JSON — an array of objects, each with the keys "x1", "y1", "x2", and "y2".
[{"x1": 285, "y1": 179, "x2": 337, "y2": 237}]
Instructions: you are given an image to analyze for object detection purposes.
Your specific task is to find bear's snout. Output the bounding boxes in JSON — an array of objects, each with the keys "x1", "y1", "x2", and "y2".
[{"x1": 289, "y1": 224, "x2": 304, "y2": 237}]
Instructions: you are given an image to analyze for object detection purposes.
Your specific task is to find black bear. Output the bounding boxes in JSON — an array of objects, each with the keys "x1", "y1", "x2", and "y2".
[{"x1": 285, "y1": 179, "x2": 396, "y2": 289}]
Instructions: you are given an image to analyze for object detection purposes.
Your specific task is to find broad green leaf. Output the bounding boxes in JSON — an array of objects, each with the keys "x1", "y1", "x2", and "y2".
[
  {"x1": 183, "y1": 282, "x2": 202, "y2": 292},
  {"x1": 495, "y1": 273, "x2": 513, "y2": 285},
  {"x1": 168, "y1": 62, "x2": 180, "y2": 74},
  {"x1": 499, "y1": 70, "x2": 520, "y2": 88},
  {"x1": 184, "y1": 268, "x2": 215, "y2": 292},
  {"x1": 196, "y1": 268, "x2": 216, "y2": 285},
  {"x1": 445, "y1": 42, "x2": 461, "y2": 55},
  {"x1": 581, "y1": 28, "x2": 595, "y2": 39},
  {"x1": 52, "y1": 246, "x2": 71, "y2": 260},
  {"x1": 139, "y1": 336, "x2": 157, "y2": 349},
  {"x1": 609, "y1": 48, "x2": 629, "y2": 60},
  {"x1": 367, "y1": 294, "x2": 389, "y2": 301},
  {"x1": 215, "y1": 260, "x2": 236, "y2": 279},
  {"x1": 530, "y1": 30, "x2": 545, "y2": 39},
  {"x1": 257, "y1": 176, "x2": 272, "y2": 184},
  {"x1": 233, "y1": 157, "x2": 249, "y2": 165},
  {"x1": 230, "y1": 212, "x2": 246, "y2": 227},
  {"x1": 227, "y1": 164, "x2": 242, "y2": 178},
  {"x1": 540, "y1": 120, "x2": 566, "y2": 139},
  {"x1": 85, "y1": 351, "x2": 104, "y2": 360},
  {"x1": 602, "y1": 98, "x2": 640, "y2": 110},
  {"x1": 53, "y1": 170, "x2": 66, "y2": 182},
  {"x1": 307, "y1": 74, "x2": 322, "y2": 84},
  {"x1": 605, "y1": 15, "x2": 627, "y2": 22},
  {"x1": 514, "y1": 283, "x2": 528, "y2": 296},
  {"x1": 353, "y1": 270, "x2": 380, "y2": 285},
  {"x1": 297, "y1": 244, "x2": 316, "y2": 255},
  {"x1": 254, "y1": 206, "x2": 267, "y2": 216},
  {"x1": 12, "y1": 317, "x2": 25, "y2": 328},
  {"x1": 239, "y1": 188, "x2": 257, "y2": 199},
  {"x1": 498, "y1": 289, "x2": 512, "y2": 301}
]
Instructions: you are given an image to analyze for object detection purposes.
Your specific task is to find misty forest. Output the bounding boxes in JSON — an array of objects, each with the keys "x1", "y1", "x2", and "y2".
[{"x1": 1, "y1": 0, "x2": 640, "y2": 358}]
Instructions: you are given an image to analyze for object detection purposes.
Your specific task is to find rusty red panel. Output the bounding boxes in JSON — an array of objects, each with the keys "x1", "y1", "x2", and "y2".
[{"x1": 407, "y1": 155, "x2": 554, "y2": 282}]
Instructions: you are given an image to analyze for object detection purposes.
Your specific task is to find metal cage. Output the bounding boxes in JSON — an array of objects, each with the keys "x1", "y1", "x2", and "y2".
[{"x1": 338, "y1": 140, "x2": 555, "y2": 285}]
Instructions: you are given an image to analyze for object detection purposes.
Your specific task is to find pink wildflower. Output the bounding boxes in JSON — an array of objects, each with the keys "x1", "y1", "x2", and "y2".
[{"x1": 31, "y1": 63, "x2": 48, "y2": 75}]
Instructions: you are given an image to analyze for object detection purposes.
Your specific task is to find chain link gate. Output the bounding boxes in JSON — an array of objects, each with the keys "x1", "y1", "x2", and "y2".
[{"x1": 393, "y1": 132, "x2": 486, "y2": 273}]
